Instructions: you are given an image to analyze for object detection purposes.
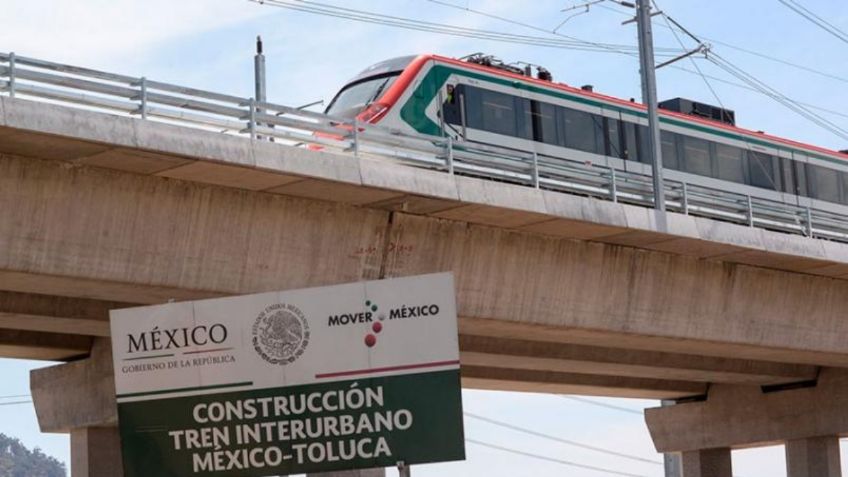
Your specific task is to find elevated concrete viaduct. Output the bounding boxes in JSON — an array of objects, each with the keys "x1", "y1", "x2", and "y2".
[{"x1": 2, "y1": 96, "x2": 848, "y2": 476}]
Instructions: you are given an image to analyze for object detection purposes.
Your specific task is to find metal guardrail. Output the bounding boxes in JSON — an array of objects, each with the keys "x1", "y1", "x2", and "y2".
[{"x1": 1, "y1": 51, "x2": 846, "y2": 243}]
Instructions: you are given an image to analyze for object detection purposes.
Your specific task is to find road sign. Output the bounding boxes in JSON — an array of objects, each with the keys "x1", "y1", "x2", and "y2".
[{"x1": 110, "y1": 272, "x2": 465, "y2": 477}]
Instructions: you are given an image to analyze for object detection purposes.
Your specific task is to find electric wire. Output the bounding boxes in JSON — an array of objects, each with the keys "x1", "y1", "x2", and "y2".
[
  {"x1": 0, "y1": 394, "x2": 31, "y2": 399},
  {"x1": 425, "y1": 0, "x2": 848, "y2": 142},
  {"x1": 561, "y1": 396, "x2": 644, "y2": 415},
  {"x1": 777, "y1": 0, "x2": 848, "y2": 46},
  {"x1": 597, "y1": 2, "x2": 848, "y2": 85},
  {"x1": 466, "y1": 438, "x2": 653, "y2": 477},
  {"x1": 707, "y1": 52, "x2": 848, "y2": 141},
  {"x1": 425, "y1": 0, "x2": 657, "y2": 57},
  {"x1": 651, "y1": 0, "x2": 725, "y2": 112},
  {"x1": 465, "y1": 411, "x2": 662, "y2": 465},
  {"x1": 254, "y1": 0, "x2": 686, "y2": 56},
  {"x1": 0, "y1": 400, "x2": 31, "y2": 406}
]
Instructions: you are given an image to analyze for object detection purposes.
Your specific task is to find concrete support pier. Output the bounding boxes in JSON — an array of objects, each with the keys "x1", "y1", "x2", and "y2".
[
  {"x1": 645, "y1": 369, "x2": 848, "y2": 477},
  {"x1": 680, "y1": 448, "x2": 732, "y2": 477},
  {"x1": 70, "y1": 427, "x2": 123, "y2": 477},
  {"x1": 785, "y1": 436, "x2": 842, "y2": 477}
]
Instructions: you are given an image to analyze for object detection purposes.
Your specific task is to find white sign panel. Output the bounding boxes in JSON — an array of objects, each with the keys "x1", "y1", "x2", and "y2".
[{"x1": 110, "y1": 272, "x2": 464, "y2": 477}]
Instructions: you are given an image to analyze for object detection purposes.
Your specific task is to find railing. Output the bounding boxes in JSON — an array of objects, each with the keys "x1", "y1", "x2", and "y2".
[{"x1": 1, "y1": 51, "x2": 846, "y2": 244}]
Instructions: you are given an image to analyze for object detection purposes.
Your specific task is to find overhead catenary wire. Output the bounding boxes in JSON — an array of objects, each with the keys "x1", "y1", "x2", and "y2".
[
  {"x1": 425, "y1": 0, "x2": 658, "y2": 57},
  {"x1": 597, "y1": 2, "x2": 848, "y2": 85},
  {"x1": 651, "y1": 0, "x2": 726, "y2": 112},
  {"x1": 777, "y1": 0, "x2": 848, "y2": 46},
  {"x1": 466, "y1": 438, "x2": 653, "y2": 477},
  {"x1": 561, "y1": 396, "x2": 645, "y2": 415},
  {"x1": 465, "y1": 411, "x2": 662, "y2": 465},
  {"x1": 426, "y1": 0, "x2": 848, "y2": 143},
  {"x1": 0, "y1": 400, "x2": 32, "y2": 406},
  {"x1": 707, "y1": 52, "x2": 848, "y2": 141},
  {"x1": 253, "y1": 0, "x2": 687, "y2": 56}
]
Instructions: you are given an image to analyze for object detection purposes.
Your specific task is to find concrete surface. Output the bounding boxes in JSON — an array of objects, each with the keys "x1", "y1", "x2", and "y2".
[
  {"x1": 31, "y1": 339, "x2": 117, "y2": 432},
  {"x1": 785, "y1": 437, "x2": 842, "y2": 477},
  {"x1": 4, "y1": 148, "x2": 848, "y2": 397},
  {"x1": 2, "y1": 95, "x2": 848, "y2": 279},
  {"x1": 8, "y1": 94, "x2": 848, "y2": 461},
  {"x1": 680, "y1": 448, "x2": 732, "y2": 477},
  {"x1": 70, "y1": 427, "x2": 123, "y2": 477},
  {"x1": 645, "y1": 368, "x2": 848, "y2": 452}
]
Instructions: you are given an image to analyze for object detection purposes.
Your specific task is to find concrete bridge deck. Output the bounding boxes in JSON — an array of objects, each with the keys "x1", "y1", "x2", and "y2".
[{"x1": 3, "y1": 95, "x2": 848, "y2": 403}]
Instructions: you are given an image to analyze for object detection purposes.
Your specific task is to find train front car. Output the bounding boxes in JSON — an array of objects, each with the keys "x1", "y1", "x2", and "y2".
[
  {"x1": 324, "y1": 55, "x2": 428, "y2": 126},
  {"x1": 326, "y1": 53, "x2": 848, "y2": 223}
]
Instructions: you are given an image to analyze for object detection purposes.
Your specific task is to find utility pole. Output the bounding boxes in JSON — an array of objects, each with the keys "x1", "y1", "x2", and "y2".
[
  {"x1": 254, "y1": 36, "x2": 268, "y2": 141},
  {"x1": 254, "y1": 35, "x2": 267, "y2": 104},
  {"x1": 635, "y1": 0, "x2": 666, "y2": 213}
]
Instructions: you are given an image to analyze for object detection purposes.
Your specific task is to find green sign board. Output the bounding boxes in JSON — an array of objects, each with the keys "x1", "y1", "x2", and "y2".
[{"x1": 110, "y1": 273, "x2": 465, "y2": 476}]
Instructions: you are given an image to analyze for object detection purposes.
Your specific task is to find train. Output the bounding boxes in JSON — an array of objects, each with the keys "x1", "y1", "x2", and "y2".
[{"x1": 324, "y1": 53, "x2": 848, "y2": 214}]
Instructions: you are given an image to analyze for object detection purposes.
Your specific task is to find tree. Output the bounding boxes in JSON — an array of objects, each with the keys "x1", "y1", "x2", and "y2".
[{"x1": 0, "y1": 434, "x2": 66, "y2": 477}]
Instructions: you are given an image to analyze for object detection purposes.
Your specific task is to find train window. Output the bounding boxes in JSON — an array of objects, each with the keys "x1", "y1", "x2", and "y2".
[
  {"x1": 841, "y1": 172, "x2": 848, "y2": 205},
  {"x1": 623, "y1": 122, "x2": 639, "y2": 161},
  {"x1": 638, "y1": 125, "x2": 652, "y2": 165},
  {"x1": 515, "y1": 98, "x2": 533, "y2": 140},
  {"x1": 780, "y1": 158, "x2": 796, "y2": 195},
  {"x1": 529, "y1": 101, "x2": 559, "y2": 145},
  {"x1": 748, "y1": 151, "x2": 781, "y2": 191},
  {"x1": 466, "y1": 88, "x2": 521, "y2": 137},
  {"x1": 606, "y1": 118, "x2": 624, "y2": 158},
  {"x1": 326, "y1": 74, "x2": 400, "y2": 119},
  {"x1": 715, "y1": 143, "x2": 746, "y2": 184},
  {"x1": 562, "y1": 108, "x2": 601, "y2": 154},
  {"x1": 807, "y1": 164, "x2": 840, "y2": 203},
  {"x1": 680, "y1": 135, "x2": 712, "y2": 176},
  {"x1": 794, "y1": 160, "x2": 808, "y2": 197},
  {"x1": 660, "y1": 131, "x2": 680, "y2": 170},
  {"x1": 442, "y1": 84, "x2": 462, "y2": 126}
]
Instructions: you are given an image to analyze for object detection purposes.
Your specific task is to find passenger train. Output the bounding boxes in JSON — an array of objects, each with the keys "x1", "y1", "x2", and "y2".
[{"x1": 325, "y1": 53, "x2": 848, "y2": 214}]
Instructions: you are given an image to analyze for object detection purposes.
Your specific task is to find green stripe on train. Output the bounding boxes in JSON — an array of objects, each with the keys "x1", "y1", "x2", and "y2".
[{"x1": 399, "y1": 64, "x2": 844, "y2": 166}]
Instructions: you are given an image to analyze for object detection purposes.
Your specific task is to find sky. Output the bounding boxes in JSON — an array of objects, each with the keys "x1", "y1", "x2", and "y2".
[{"x1": 1, "y1": 0, "x2": 848, "y2": 476}]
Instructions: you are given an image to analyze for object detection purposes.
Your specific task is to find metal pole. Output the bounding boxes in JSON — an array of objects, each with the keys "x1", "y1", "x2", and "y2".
[
  {"x1": 397, "y1": 461, "x2": 411, "y2": 477},
  {"x1": 532, "y1": 151, "x2": 540, "y2": 188},
  {"x1": 138, "y1": 77, "x2": 148, "y2": 119},
  {"x1": 610, "y1": 166, "x2": 618, "y2": 202},
  {"x1": 8, "y1": 52, "x2": 16, "y2": 97},
  {"x1": 635, "y1": 0, "x2": 666, "y2": 214},
  {"x1": 446, "y1": 136, "x2": 454, "y2": 174},
  {"x1": 661, "y1": 400, "x2": 681, "y2": 477},
  {"x1": 248, "y1": 98, "x2": 257, "y2": 140},
  {"x1": 254, "y1": 36, "x2": 267, "y2": 141},
  {"x1": 747, "y1": 195, "x2": 754, "y2": 226},
  {"x1": 806, "y1": 206, "x2": 813, "y2": 237}
]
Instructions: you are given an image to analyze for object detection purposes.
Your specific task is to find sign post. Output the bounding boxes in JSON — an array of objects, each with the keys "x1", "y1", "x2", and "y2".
[{"x1": 110, "y1": 272, "x2": 465, "y2": 477}]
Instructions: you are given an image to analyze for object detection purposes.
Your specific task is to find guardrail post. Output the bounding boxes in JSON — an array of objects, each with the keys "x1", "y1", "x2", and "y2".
[
  {"x1": 352, "y1": 119, "x2": 360, "y2": 157},
  {"x1": 248, "y1": 98, "x2": 257, "y2": 140},
  {"x1": 532, "y1": 152, "x2": 539, "y2": 188},
  {"x1": 446, "y1": 137, "x2": 454, "y2": 174},
  {"x1": 681, "y1": 183, "x2": 689, "y2": 215},
  {"x1": 609, "y1": 166, "x2": 618, "y2": 202},
  {"x1": 8, "y1": 52, "x2": 16, "y2": 97},
  {"x1": 806, "y1": 207, "x2": 813, "y2": 238},
  {"x1": 138, "y1": 77, "x2": 148, "y2": 119},
  {"x1": 746, "y1": 195, "x2": 754, "y2": 227}
]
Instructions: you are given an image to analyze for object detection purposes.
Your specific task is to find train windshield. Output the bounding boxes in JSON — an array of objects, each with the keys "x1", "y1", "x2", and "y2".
[{"x1": 325, "y1": 73, "x2": 399, "y2": 119}]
